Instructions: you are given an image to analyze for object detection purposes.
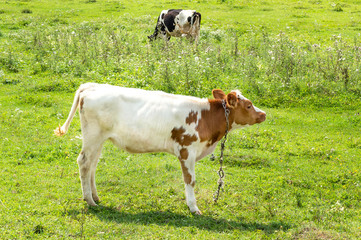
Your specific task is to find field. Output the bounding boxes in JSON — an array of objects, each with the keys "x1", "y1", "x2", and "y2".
[{"x1": 1, "y1": 0, "x2": 361, "y2": 239}]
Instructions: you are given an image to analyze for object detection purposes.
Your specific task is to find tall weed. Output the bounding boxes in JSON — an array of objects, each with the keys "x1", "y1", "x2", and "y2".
[{"x1": 2, "y1": 18, "x2": 361, "y2": 107}]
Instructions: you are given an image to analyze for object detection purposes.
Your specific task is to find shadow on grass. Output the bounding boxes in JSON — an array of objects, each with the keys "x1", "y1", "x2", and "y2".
[{"x1": 85, "y1": 205, "x2": 291, "y2": 234}]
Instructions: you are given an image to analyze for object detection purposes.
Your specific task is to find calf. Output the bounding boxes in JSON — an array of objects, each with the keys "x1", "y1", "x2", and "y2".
[
  {"x1": 148, "y1": 9, "x2": 201, "y2": 41},
  {"x1": 54, "y1": 83, "x2": 266, "y2": 214}
]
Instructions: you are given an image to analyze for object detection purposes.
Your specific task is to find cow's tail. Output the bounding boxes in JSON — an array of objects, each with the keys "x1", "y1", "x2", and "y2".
[{"x1": 54, "y1": 85, "x2": 83, "y2": 136}]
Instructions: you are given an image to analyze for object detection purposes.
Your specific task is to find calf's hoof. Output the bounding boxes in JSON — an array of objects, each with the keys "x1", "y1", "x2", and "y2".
[
  {"x1": 194, "y1": 210, "x2": 202, "y2": 215},
  {"x1": 83, "y1": 198, "x2": 97, "y2": 206},
  {"x1": 191, "y1": 209, "x2": 202, "y2": 215},
  {"x1": 92, "y1": 195, "x2": 100, "y2": 203}
]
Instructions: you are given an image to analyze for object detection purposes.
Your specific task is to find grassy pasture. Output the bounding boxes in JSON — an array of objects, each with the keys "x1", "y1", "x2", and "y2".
[{"x1": 1, "y1": 0, "x2": 361, "y2": 239}]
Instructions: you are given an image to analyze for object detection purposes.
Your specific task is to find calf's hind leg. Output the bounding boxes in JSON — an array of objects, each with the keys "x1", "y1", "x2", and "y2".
[
  {"x1": 90, "y1": 144, "x2": 103, "y2": 203},
  {"x1": 77, "y1": 141, "x2": 104, "y2": 206}
]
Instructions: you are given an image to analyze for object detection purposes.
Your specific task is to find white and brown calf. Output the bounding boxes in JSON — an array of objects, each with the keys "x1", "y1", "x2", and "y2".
[
  {"x1": 148, "y1": 9, "x2": 201, "y2": 41},
  {"x1": 54, "y1": 83, "x2": 266, "y2": 214}
]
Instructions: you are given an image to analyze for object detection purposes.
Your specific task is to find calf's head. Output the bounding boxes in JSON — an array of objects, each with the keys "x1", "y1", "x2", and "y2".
[{"x1": 212, "y1": 89, "x2": 266, "y2": 127}]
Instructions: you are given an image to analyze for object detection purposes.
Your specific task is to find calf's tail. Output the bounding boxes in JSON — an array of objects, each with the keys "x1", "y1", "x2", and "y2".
[{"x1": 54, "y1": 87, "x2": 82, "y2": 136}]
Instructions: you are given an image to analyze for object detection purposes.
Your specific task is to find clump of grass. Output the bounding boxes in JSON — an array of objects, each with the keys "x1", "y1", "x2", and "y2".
[
  {"x1": 0, "y1": 50, "x2": 20, "y2": 73},
  {"x1": 333, "y1": 3, "x2": 343, "y2": 12},
  {"x1": 33, "y1": 225, "x2": 45, "y2": 234},
  {"x1": 21, "y1": 9, "x2": 32, "y2": 14}
]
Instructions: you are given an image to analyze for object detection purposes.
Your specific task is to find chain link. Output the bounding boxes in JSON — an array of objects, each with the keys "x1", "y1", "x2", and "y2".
[{"x1": 213, "y1": 99, "x2": 230, "y2": 203}]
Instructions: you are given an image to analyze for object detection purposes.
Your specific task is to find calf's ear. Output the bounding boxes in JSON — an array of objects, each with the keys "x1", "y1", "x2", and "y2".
[
  {"x1": 212, "y1": 89, "x2": 226, "y2": 99},
  {"x1": 226, "y1": 92, "x2": 238, "y2": 108}
]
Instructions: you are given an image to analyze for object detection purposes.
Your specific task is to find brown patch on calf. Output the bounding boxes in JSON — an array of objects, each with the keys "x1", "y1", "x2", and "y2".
[
  {"x1": 185, "y1": 111, "x2": 198, "y2": 125},
  {"x1": 210, "y1": 131, "x2": 221, "y2": 145},
  {"x1": 179, "y1": 159, "x2": 194, "y2": 186},
  {"x1": 80, "y1": 98, "x2": 85, "y2": 111},
  {"x1": 196, "y1": 99, "x2": 232, "y2": 146},
  {"x1": 179, "y1": 148, "x2": 189, "y2": 160},
  {"x1": 197, "y1": 90, "x2": 266, "y2": 146},
  {"x1": 171, "y1": 127, "x2": 198, "y2": 146}
]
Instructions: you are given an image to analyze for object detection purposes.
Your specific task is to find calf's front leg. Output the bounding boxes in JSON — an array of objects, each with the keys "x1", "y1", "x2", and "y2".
[{"x1": 178, "y1": 149, "x2": 201, "y2": 214}]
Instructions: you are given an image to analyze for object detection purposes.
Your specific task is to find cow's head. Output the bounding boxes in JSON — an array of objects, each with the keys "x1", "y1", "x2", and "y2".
[{"x1": 212, "y1": 89, "x2": 266, "y2": 128}]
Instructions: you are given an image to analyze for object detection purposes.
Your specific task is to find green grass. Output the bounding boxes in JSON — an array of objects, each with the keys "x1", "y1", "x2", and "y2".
[
  {"x1": 1, "y1": 84, "x2": 360, "y2": 239},
  {"x1": 1, "y1": 0, "x2": 361, "y2": 239}
]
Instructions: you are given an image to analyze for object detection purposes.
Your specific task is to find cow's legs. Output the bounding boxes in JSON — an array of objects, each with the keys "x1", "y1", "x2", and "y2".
[
  {"x1": 179, "y1": 150, "x2": 201, "y2": 214},
  {"x1": 77, "y1": 132, "x2": 104, "y2": 206}
]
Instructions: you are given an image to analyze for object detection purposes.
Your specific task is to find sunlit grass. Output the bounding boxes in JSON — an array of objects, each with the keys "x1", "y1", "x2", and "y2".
[{"x1": 1, "y1": 0, "x2": 361, "y2": 239}]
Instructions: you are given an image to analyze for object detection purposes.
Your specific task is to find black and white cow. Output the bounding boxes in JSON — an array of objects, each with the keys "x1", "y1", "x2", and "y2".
[{"x1": 148, "y1": 9, "x2": 201, "y2": 41}]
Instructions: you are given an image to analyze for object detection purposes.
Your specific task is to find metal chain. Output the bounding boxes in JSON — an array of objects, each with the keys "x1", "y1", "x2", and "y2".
[{"x1": 213, "y1": 99, "x2": 230, "y2": 203}]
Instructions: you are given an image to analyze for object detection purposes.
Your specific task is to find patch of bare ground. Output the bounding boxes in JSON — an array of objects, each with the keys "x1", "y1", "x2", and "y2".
[{"x1": 293, "y1": 227, "x2": 345, "y2": 240}]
